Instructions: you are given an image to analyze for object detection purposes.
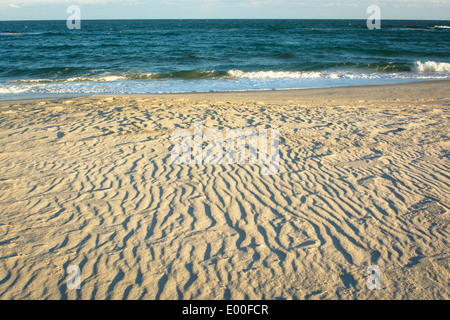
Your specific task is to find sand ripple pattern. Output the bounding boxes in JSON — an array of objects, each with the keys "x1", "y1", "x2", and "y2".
[{"x1": 0, "y1": 92, "x2": 449, "y2": 299}]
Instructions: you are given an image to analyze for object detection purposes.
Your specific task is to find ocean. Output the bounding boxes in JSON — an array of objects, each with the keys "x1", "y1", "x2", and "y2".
[{"x1": 0, "y1": 19, "x2": 449, "y2": 100}]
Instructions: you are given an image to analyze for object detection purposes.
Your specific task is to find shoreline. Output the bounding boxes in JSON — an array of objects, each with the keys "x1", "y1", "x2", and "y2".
[
  {"x1": 1, "y1": 79, "x2": 449, "y2": 105},
  {"x1": 142, "y1": 79, "x2": 450, "y2": 102}
]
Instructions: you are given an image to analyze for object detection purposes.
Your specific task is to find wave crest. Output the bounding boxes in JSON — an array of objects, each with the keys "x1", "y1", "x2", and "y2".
[
  {"x1": 415, "y1": 61, "x2": 450, "y2": 73},
  {"x1": 227, "y1": 70, "x2": 322, "y2": 79}
]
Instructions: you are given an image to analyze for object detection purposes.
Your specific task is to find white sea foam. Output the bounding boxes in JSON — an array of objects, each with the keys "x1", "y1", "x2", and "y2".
[
  {"x1": 1, "y1": 68, "x2": 449, "y2": 97},
  {"x1": 11, "y1": 74, "x2": 160, "y2": 84},
  {"x1": 226, "y1": 70, "x2": 388, "y2": 80},
  {"x1": 227, "y1": 70, "x2": 324, "y2": 79},
  {"x1": 67, "y1": 75, "x2": 127, "y2": 82},
  {"x1": 415, "y1": 61, "x2": 450, "y2": 73},
  {"x1": 0, "y1": 86, "x2": 32, "y2": 94}
]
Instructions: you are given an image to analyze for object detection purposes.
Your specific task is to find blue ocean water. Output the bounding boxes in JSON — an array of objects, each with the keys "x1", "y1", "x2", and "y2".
[{"x1": 0, "y1": 19, "x2": 449, "y2": 99}]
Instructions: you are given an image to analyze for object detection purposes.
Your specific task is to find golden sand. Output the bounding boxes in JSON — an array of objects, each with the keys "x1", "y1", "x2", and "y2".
[{"x1": 0, "y1": 81, "x2": 449, "y2": 299}]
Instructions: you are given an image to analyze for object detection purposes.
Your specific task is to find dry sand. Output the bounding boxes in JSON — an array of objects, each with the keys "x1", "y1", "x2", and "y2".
[{"x1": 0, "y1": 80, "x2": 449, "y2": 300}]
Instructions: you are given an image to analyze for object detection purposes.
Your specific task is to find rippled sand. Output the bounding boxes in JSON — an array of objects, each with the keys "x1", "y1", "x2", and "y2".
[{"x1": 0, "y1": 81, "x2": 449, "y2": 299}]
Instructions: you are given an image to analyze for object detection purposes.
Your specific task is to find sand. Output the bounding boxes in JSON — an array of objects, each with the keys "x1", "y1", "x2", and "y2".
[{"x1": 0, "y1": 80, "x2": 449, "y2": 300}]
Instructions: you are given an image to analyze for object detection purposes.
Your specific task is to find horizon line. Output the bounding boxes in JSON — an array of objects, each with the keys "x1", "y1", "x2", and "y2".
[{"x1": 1, "y1": 18, "x2": 449, "y2": 22}]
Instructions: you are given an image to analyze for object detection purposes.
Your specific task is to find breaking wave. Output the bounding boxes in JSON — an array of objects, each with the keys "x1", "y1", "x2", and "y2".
[{"x1": 415, "y1": 61, "x2": 450, "y2": 73}]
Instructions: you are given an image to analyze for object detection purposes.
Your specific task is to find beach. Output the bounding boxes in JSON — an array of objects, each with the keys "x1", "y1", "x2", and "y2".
[{"x1": 0, "y1": 80, "x2": 449, "y2": 300}]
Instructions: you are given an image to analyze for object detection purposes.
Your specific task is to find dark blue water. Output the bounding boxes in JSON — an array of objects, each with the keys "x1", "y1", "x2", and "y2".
[{"x1": 1, "y1": 19, "x2": 449, "y2": 99}]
